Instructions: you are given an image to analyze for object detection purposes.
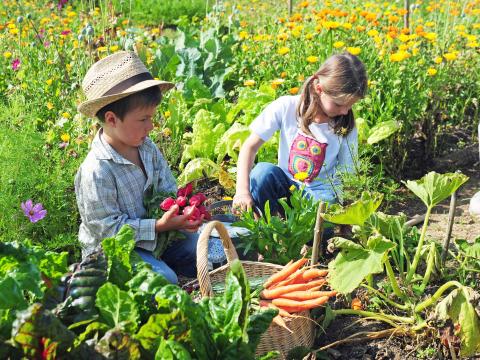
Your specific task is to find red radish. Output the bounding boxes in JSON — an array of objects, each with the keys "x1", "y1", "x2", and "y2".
[
  {"x1": 177, "y1": 183, "x2": 193, "y2": 197},
  {"x1": 183, "y1": 205, "x2": 201, "y2": 221},
  {"x1": 176, "y1": 196, "x2": 187, "y2": 207},
  {"x1": 189, "y1": 193, "x2": 207, "y2": 206},
  {"x1": 160, "y1": 197, "x2": 176, "y2": 211}
]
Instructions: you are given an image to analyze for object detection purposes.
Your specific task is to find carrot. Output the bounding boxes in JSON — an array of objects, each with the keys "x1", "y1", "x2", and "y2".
[
  {"x1": 300, "y1": 268, "x2": 328, "y2": 282},
  {"x1": 262, "y1": 258, "x2": 308, "y2": 289},
  {"x1": 272, "y1": 296, "x2": 330, "y2": 311},
  {"x1": 272, "y1": 314, "x2": 293, "y2": 333},
  {"x1": 260, "y1": 299, "x2": 295, "y2": 318},
  {"x1": 278, "y1": 290, "x2": 337, "y2": 301},
  {"x1": 261, "y1": 278, "x2": 326, "y2": 299},
  {"x1": 268, "y1": 268, "x2": 306, "y2": 289}
]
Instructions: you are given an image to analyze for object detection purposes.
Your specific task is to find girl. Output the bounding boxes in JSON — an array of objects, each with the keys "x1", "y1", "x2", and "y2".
[{"x1": 232, "y1": 52, "x2": 367, "y2": 215}]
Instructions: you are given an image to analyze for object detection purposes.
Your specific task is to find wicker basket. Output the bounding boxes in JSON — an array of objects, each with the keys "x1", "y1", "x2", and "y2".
[{"x1": 194, "y1": 220, "x2": 316, "y2": 359}]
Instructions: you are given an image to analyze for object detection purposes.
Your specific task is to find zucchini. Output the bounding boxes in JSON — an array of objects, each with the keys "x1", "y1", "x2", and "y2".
[
  {"x1": 71, "y1": 296, "x2": 95, "y2": 311},
  {"x1": 70, "y1": 276, "x2": 105, "y2": 288},
  {"x1": 70, "y1": 287, "x2": 97, "y2": 299},
  {"x1": 73, "y1": 268, "x2": 106, "y2": 278}
]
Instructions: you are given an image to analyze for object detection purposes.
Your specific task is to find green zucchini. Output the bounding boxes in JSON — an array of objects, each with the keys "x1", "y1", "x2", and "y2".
[
  {"x1": 70, "y1": 276, "x2": 105, "y2": 288},
  {"x1": 71, "y1": 296, "x2": 95, "y2": 311},
  {"x1": 70, "y1": 287, "x2": 97, "y2": 299}
]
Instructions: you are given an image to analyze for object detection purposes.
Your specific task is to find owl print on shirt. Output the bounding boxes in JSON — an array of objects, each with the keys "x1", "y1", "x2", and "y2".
[{"x1": 288, "y1": 132, "x2": 328, "y2": 183}]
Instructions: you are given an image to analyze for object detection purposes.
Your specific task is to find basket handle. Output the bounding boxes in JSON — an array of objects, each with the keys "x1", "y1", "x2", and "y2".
[{"x1": 197, "y1": 220, "x2": 239, "y2": 297}]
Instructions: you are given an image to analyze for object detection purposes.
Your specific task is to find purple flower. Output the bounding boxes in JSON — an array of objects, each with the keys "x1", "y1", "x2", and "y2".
[
  {"x1": 44, "y1": 41, "x2": 51, "y2": 48},
  {"x1": 58, "y1": 142, "x2": 68, "y2": 149},
  {"x1": 57, "y1": 0, "x2": 68, "y2": 9},
  {"x1": 21, "y1": 199, "x2": 47, "y2": 223},
  {"x1": 12, "y1": 58, "x2": 20, "y2": 71}
]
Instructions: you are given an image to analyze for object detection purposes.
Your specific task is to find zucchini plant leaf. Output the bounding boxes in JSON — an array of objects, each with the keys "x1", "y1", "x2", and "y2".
[
  {"x1": 177, "y1": 157, "x2": 222, "y2": 186},
  {"x1": 404, "y1": 171, "x2": 469, "y2": 208},
  {"x1": 328, "y1": 235, "x2": 395, "y2": 294},
  {"x1": 322, "y1": 192, "x2": 383, "y2": 226},
  {"x1": 434, "y1": 286, "x2": 480, "y2": 357},
  {"x1": 367, "y1": 120, "x2": 400, "y2": 145}
]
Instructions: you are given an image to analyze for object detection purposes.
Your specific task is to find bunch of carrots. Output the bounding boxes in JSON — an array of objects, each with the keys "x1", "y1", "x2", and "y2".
[{"x1": 259, "y1": 258, "x2": 337, "y2": 332}]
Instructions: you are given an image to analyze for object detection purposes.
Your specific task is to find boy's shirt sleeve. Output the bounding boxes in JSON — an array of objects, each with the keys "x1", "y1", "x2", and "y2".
[
  {"x1": 153, "y1": 144, "x2": 177, "y2": 194},
  {"x1": 76, "y1": 163, "x2": 157, "y2": 252},
  {"x1": 249, "y1": 96, "x2": 286, "y2": 141},
  {"x1": 337, "y1": 126, "x2": 358, "y2": 174}
]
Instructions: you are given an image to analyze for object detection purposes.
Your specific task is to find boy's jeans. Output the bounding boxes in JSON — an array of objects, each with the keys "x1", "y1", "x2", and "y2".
[
  {"x1": 250, "y1": 162, "x2": 334, "y2": 239},
  {"x1": 135, "y1": 231, "x2": 198, "y2": 285}
]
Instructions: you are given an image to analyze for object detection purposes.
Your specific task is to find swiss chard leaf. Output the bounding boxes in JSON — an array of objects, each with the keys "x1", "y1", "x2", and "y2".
[
  {"x1": 95, "y1": 327, "x2": 142, "y2": 360},
  {"x1": 101, "y1": 225, "x2": 136, "y2": 288},
  {"x1": 434, "y1": 286, "x2": 480, "y2": 356},
  {"x1": 177, "y1": 157, "x2": 221, "y2": 186},
  {"x1": 404, "y1": 171, "x2": 469, "y2": 208},
  {"x1": 155, "y1": 338, "x2": 192, "y2": 360},
  {"x1": 328, "y1": 235, "x2": 396, "y2": 294},
  {"x1": 96, "y1": 283, "x2": 139, "y2": 334}
]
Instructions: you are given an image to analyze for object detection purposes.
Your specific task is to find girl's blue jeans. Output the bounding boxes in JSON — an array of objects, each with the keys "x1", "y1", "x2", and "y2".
[
  {"x1": 135, "y1": 231, "x2": 198, "y2": 285},
  {"x1": 250, "y1": 162, "x2": 334, "y2": 240}
]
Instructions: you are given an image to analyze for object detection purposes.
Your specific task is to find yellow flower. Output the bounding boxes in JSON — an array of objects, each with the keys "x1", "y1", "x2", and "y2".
[
  {"x1": 244, "y1": 79, "x2": 256, "y2": 87},
  {"x1": 109, "y1": 45, "x2": 119, "y2": 52},
  {"x1": 97, "y1": 46, "x2": 107, "y2": 53},
  {"x1": 277, "y1": 33, "x2": 289, "y2": 41},
  {"x1": 241, "y1": 44, "x2": 249, "y2": 52},
  {"x1": 239, "y1": 30, "x2": 249, "y2": 40},
  {"x1": 466, "y1": 41, "x2": 479, "y2": 48},
  {"x1": 294, "y1": 171, "x2": 309, "y2": 181},
  {"x1": 46, "y1": 102, "x2": 54, "y2": 110},
  {"x1": 390, "y1": 50, "x2": 411, "y2": 62},
  {"x1": 162, "y1": 128, "x2": 172, "y2": 137},
  {"x1": 4, "y1": 51, "x2": 12, "y2": 58},
  {"x1": 66, "y1": 63, "x2": 72, "y2": 72},
  {"x1": 443, "y1": 52, "x2": 457, "y2": 61},
  {"x1": 9, "y1": 28, "x2": 19, "y2": 35},
  {"x1": 280, "y1": 71, "x2": 287, "y2": 78},
  {"x1": 347, "y1": 47, "x2": 361, "y2": 55},
  {"x1": 423, "y1": 32, "x2": 437, "y2": 41},
  {"x1": 222, "y1": 196, "x2": 234, "y2": 201},
  {"x1": 427, "y1": 68, "x2": 437, "y2": 76},
  {"x1": 164, "y1": 111, "x2": 171, "y2": 118},
  {"x1": 289, "y1": 87, "x2": 299, "y2": 95},
  {"x1": 305, "y1": 33, "x2": 314, "y2": 40},
  {"x1": 61, "y1": 133, "x2": 71, "y2": 142},
  {"x1": 289, "y1": 184, "x2": 296, "y2": 192},
  {"x1": 46, "y1": 79, "x2": 53, "y2": 86},
  {"x1": 277, "y1": 46, "x2": 290, "y2": 55},
  {"x1": 306, "y1": 55, "x2": 318, "y2": 63},
  {"x1": 271, "y1": 78, "x2": 285, "y2": 89},
  {"x1": 333, "y1": 41, "x2": 345, "y2": 48},
  {"x1": 434, "y1": 56, "x2": 443, "y2": 64},
  {"x1": 367, "y1": 29, "x2": 379, "y2": 37},
  {"x1": 398, "y1": 34, "x2": 410, "y2": 42},
  {"x1": 62, "y1": 112, "x2": 71, "y2": 119}
]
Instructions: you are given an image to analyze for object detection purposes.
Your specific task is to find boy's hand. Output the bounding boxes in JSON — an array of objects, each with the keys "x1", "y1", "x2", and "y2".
[{"x1": 156, "y1": 204, "x2": 204, "y2": 233}]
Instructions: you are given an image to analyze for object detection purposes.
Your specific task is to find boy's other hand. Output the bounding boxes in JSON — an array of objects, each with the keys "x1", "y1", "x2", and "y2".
[{"x1": 156, "y1": 204, "x2": 204, "y2": 233}]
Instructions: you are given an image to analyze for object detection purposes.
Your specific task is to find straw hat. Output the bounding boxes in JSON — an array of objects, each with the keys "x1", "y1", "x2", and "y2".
[{"x1": 78, "y1": 51, "x2": 174, "y2": 118}]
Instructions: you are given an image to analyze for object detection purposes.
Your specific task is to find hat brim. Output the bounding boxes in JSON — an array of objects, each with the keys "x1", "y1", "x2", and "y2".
[{"x1": 77, "y1": 80, "x2": 175, "y2": 118}]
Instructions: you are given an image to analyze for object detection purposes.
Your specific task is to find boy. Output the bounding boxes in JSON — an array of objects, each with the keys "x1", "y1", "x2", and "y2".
[{"x1": 75, "y1": 51, "x2": 203, "y2": 284}]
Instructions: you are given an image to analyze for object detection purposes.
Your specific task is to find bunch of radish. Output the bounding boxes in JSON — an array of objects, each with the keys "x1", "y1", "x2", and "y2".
[
  {"x1": 159, "y1": 183, "x2": 211, "y2": 221},
  {"x1": 259, "y1": 258, "x2": 336, "y2": 332}
]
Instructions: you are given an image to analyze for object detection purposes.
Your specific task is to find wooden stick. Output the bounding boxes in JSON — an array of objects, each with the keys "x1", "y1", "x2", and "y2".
[
  {"x1": 311, "y1": 202, "x2": 326, "y2": 266},
  {"x1": 441, "y1": 190, "x2": 457, "y2": 265}
]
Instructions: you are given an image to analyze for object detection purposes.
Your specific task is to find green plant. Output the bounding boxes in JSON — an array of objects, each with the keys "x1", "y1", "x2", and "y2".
[{"x1": 234, "y1": 186, "x2": 320, "y2": 264}]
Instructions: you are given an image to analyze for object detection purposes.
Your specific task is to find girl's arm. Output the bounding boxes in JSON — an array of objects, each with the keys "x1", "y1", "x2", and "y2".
[{"x1": 233, "y1": 133, "x2": 265, "y2": 211}]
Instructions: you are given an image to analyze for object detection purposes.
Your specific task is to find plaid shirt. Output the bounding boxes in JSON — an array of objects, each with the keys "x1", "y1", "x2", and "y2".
[{"x1": 75, "y1": 129, "x2": 177, "y2": 257}]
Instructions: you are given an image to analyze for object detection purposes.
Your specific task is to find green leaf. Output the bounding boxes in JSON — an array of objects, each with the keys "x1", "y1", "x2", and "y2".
[
  {"x1": 0, "y1": 277, "x2": 27, "y2": 310},
  {"x1": 177, "y1": 158, "x2": 221, "y2": 186},
  {"x1": 246, "y1": 308, "x2": 277, "y2": 354},
  {"x1": 39, "y1": 251, "x2": 68, "y2": 282},
  {"x1": 434, "y1": 286, "x2": 480, "y2": 356},
  {"x1": 367, "y1": 120, "x2": 400, "y2": 145},
  {"x1": 215, "y1": 122, "x2": 250, "y2": 163},
  {"x1": 322, "y1": 192, "x2": 384, "y2": 226},
  {"x1": 454, "y1": 238, "x2": 480, "y2": 259},
  {"x1": 95, "y1": 328, "x2": 142, "y2": 359},
  {"x1": 355, "y1": 117, "x2": 370, "y2": 143},
  {"x1": 96, "y1": 283, "x2": 139, "y2": 333},
  {"x1": 404, "y1": 171, "x2": 469, "y2": 208},
  {"x1": 155, "y1": 338, "x2": 192, "y2": 360},
  {"x1": 101, "y1": 225, "x2": 136, "y2": 288},
  {"x1": 328, "y1": 235, "x2": 395, "y2": 294}
]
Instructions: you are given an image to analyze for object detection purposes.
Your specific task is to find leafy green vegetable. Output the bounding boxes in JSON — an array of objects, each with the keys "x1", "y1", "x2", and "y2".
[
  {"x1": 404, "y1": 171, "x2": 469, "y2": 208},
  {"x1": 215, "y1": 122, "x2": 250, "y2": 163},
  {"x1": 95, "y1": 327, "x2": 142, "y2": 359},
  {"x1": 367, "y1": 120, "x2": 400, "y2": 145},
  {"x1": 328, "y1": 235, "x2": 396, "y2": 294},
  {"x1": 101, "y1": 225, "x2": 136, "y2": 288},
  {"x1": 322, "y1": 191, "x2": 383, "y2": 226},
  {"x1": 96, "y1": 283, "x2": 140, "y2": 334},
  {"x1": 434, "y1": 286, "x2": 480, "y2": 356}
]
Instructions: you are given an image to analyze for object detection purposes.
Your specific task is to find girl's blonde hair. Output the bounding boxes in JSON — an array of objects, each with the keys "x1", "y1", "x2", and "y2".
[{"x1": 297, "y1": 52, "x2": 367, "y2": 136}]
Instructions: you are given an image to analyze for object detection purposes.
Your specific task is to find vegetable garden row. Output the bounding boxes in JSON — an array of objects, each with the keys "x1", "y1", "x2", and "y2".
[{"x1": 1, "y1": 0, "x2": 479, "y2": 358}]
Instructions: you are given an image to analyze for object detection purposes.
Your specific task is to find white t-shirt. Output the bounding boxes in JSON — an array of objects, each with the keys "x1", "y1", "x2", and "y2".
[{"x1": 249, "y1": 95, "x2": 358, "y2": 203}]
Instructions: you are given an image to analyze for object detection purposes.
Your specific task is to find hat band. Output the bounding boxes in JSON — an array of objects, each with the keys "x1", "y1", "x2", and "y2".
[{"x1": 102, "y1": 72, "x2": 154, "y2": 96}]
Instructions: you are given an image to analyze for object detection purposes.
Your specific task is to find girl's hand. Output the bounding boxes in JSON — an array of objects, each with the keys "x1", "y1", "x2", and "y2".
[
  {"x1": 232, "y1": 193, "x2": 254, "y2": 215},
  {"x1": 156, "y1": 205, "x2": 204, "y2": 233}
]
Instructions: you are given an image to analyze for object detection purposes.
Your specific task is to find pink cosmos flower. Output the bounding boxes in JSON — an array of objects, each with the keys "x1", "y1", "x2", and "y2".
[
  {"x1": 21, "y1": 199, "x2": 47, "y2": 223},
  {"x1": 12, "y1": 59, "x2": 20, "y2": 71}
]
